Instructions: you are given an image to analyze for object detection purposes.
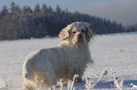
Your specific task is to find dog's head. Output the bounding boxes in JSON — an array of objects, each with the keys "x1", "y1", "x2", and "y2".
[{"x1": 59, "y1": 22, "x2": 93, "y2": 46}]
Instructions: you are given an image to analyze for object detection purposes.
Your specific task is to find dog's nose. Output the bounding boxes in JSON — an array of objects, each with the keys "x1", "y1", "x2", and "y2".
[{"x1": 77, "y1": 33, "x2": 83, "y2": 38}]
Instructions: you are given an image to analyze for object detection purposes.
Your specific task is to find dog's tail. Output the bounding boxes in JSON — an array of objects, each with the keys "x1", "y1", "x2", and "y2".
[
  {"x1": 22, "y1": 53, "x2": 37, "y2": 89},
  {"x1": 22, "y1": 60, "x2": 34, "y2": 80}
]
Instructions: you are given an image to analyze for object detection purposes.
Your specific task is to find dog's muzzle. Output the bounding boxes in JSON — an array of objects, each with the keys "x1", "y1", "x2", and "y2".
[{"x1": 76, "y1": 33, "x2": 84, "y2": 43}]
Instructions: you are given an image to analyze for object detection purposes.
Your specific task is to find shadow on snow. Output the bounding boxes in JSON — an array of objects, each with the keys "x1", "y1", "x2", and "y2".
[{"x1": 71, "y1": 80, "x2": 137, "y2": 89}]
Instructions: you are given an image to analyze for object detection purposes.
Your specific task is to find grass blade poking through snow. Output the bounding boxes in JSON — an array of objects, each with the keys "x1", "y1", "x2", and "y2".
[
  {"x1": 0, "y1": 74, "x2": 8, "y2": 88},
  {"x1": 67, "y1": 74, "x2": 79, "y2": 90},
  {"x1": 85, "y1": 70, "x2": 108, "y2": 90},
  {"x1": 114, "y1": 77, "x2": 124, "y2": 90},
  {"x1": 59, "y1": 79, "x2": 64, "y2": 90}
]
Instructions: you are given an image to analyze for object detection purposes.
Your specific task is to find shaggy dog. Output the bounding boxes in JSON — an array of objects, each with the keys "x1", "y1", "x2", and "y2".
[{"x1": 22, "y1": 22, "x2": 94, "y2": 90}]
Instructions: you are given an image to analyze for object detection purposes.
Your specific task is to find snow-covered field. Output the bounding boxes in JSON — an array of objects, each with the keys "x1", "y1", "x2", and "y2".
[{"x1": 0, "y1": 32, "x2": 137, "y2": 90}]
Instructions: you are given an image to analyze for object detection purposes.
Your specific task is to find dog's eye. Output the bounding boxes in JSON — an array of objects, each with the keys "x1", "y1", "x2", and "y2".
[
  {"x1": 81, "y1": 29, "x2": 85, "y2": 33},
  {"x1": 72, "y1": 31, "x2": 76, "y2": 34}
]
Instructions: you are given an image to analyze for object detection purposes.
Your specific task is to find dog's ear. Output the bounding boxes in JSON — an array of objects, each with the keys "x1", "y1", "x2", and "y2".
[
  {"x1": 85, "y1": 22, "x2": 93, "y2": 42},
  {"x1": 59, "y1": 25, "x2": 71, "y2": 40}
]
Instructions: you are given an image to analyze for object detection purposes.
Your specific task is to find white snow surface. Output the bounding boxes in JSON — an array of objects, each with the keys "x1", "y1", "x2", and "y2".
[{"x1": 0, "y1": 32, "x2": 137, "y2": 90}]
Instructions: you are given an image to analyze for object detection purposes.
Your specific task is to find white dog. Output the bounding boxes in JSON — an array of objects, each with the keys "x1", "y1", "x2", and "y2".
[{"x1": 22, "y1": 22, "x2": 94, "y2": 90}]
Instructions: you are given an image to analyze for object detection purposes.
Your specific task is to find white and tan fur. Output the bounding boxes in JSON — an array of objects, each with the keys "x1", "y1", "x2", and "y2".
[{"x1": 22, "y1": 22, "x2": 94, "y2": 90}]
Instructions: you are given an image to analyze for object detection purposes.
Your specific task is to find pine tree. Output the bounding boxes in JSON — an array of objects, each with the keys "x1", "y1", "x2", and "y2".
[{"x1": 0, "y1": 6, "x2": 8, "y2": 18}]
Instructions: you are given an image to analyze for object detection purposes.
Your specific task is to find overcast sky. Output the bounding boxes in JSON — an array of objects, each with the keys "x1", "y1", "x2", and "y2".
[{"x1": 0, "y1": 0, "x2": 137, "y2": 26}]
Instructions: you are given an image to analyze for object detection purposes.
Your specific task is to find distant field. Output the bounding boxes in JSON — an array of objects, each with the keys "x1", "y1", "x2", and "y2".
[{"x1": 0, "y1": 32, "x2": 137, "y2": 90}]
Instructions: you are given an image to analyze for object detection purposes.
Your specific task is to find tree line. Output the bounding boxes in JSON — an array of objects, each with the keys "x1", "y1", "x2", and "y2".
[
  {"x1": 125, "y1": 24, "x2": 137, "y2": 32},
  {"x1": 0, "y1": 2, "x2": 133, "y2": 40}
]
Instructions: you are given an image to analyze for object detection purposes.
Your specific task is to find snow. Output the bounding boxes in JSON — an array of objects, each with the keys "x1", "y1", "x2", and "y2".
[{"x1": 0, "y1": 33, "x2": 137, "y2": 90}]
